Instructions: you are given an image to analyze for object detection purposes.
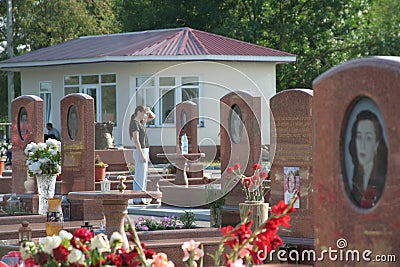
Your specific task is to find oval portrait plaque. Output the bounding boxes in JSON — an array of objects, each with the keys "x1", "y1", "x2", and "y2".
[{"x1": 342, "y1": 97, "x2": 388, "y2": 209}]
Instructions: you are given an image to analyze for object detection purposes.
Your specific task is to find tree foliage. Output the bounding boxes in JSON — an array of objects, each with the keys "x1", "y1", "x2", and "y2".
[{"x1": 1, "y1": 0, "x2": 399, "y2": 120}]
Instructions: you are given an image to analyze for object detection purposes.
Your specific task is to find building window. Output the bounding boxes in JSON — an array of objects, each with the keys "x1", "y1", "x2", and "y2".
[
  {"x1": 64, "y1": 74, "x2": 116, "y2": 125},
  {"x1": 40, "y1": 81, "x2": 52, "y2": 126},
  {"x1": 135, "y1": 75, "x2": 201, "y2": 127}
]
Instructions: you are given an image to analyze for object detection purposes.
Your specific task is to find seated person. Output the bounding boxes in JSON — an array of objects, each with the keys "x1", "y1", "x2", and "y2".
[{"x1": 45, "y1": 123, "x2": 61, "y2": 141}]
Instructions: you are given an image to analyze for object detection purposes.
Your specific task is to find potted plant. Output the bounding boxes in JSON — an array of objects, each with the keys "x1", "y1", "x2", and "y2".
[{"x1": 95, "y1": 155, "x2": 108, "y2": 181}]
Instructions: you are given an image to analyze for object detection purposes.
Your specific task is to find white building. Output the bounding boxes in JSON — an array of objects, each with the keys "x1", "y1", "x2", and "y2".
[{"x1": 0, "y1": 27, "x2": 295, "y2": 161}]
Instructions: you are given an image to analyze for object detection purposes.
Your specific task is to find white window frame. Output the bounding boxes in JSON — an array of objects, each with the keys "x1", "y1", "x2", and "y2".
[
  {"x1": 63, "y1": 73, "x2": 117, "y2": 125},
  {"x1": 40, "y1": 81, "x2": 52, "y2": 126},
  {"x1": 134, "y1": 75, "x2": 202, "y2": 127}
]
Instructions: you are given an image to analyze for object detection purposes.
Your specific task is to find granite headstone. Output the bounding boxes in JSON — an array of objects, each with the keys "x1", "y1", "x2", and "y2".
[
  {"x1": 60, "y1": 93, "x2": 100, "y2": 220},
  {"x1": 313, "y1": 57, "x2": 400, "y2": 266},
  {"x1": 220, "y1": 90, "x2": 262, "y2": 225},
  {"x1": 270, "y1": 89, "x2": 314, "y2": 239}
]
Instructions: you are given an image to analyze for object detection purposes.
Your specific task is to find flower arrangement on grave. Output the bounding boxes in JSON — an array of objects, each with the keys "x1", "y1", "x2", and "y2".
[
  {"x1": 24, "y1": 139, "x2": 61, "y2": 176},
  {"x1": 18, "y1": 193, "x2": 297, "y2": 267},
  {"x1": 227, "y1": 163, "x2": 271, "y2": 202}
]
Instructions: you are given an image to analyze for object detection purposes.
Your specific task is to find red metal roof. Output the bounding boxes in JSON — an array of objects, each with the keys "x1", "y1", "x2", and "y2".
[{"x1": 0, "y1": 28, "x2": 295, "y2": 68}]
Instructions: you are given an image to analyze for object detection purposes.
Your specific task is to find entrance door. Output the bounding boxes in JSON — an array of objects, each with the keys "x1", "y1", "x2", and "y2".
[{"x1": 82, "y1": 85, "x2": 100, "y2": 122}]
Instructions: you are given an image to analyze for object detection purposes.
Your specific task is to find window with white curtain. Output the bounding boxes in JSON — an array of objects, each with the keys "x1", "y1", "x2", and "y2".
[{"x1": 40, "y1": 81, "x2": 52, "y2": 126}]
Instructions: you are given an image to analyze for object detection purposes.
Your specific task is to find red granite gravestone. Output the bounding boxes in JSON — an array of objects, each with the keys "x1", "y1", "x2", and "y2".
[
  {"x1": 313, "y1": 57, "x2": 400, "y2": 266},
  {"x1": 60, "y1": 93, "x2": 101, "y2": 220},
  {"x1": 270, "y1": 89, "x2": 314, "y2": 240},
  {"x1": 175, "y1": 101, "x2": 203, "y2": 178},
  {"x1": 176, "y1": 101, "x2": 198, "y2": 154},
  {"x1": 11, "y1": 95, "x2": 44, "y2": 212},
  {"x1": 220, "y1": 90, "x2": 262, "y2": 225}
]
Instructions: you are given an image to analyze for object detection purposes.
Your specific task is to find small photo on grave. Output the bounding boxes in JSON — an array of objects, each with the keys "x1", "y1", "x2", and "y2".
[
  {"x1": 342, "y1": 97, "x2": 388, "y2": 209},
  {"x1": 283, "y1": 166, "x2": 300, "y2": 208}
]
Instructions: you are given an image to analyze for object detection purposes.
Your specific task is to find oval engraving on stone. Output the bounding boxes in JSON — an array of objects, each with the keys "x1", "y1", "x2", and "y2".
[
  {"x1": 229, "y1": 104, "x2": 243, "y2": 144},
  {"x1": 67, "y1": 105, "x2": 79, "y2": 140},
  {"x1": 342, "y1": 97, "x2": 388, "y2": 209},
  {"x1": 18, "y1": 107, "x2": 29, "y2": 141}
]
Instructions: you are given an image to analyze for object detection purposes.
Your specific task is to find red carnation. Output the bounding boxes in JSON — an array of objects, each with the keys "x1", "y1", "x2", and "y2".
[{"x1": 53, "y1": 244, "x2": 69, "y2": 262}]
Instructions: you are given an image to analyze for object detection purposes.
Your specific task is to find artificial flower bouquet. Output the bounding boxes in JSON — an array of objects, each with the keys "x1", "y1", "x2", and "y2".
[
  {"x1": 227, "y1": 163, "x2": 271, "y2": 202},
  {"x1": 24, "y1": 139, "x2": 61, "y2": 177}
]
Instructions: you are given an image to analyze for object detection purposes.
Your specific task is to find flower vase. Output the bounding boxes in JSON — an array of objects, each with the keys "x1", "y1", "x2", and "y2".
[
  {"x1": 239, "y1": 200, "x2": 269, "y2": 232},
  {"x1": 210, "y1": 206, "x2": 223, "y2": 228},
  {"x1": 36, "y1": 174, "x2": 57, "y2": 215},
  {"x1": 46, "y1": 197, "x2": 64, "y2": 236}
]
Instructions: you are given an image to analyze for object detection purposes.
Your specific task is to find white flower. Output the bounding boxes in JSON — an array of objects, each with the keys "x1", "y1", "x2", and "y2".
[
  {"x1": 20, "y1": 241, "x2": 37, "y2": 260},
  {"x1": 37, "y1": 142, "x2": 47, "y2": 150},
  {"x1": 46, "y1": 138, "x2": 58, "y2": 147},
  {"x1": 39, "y1": 235, "x2": 62, "y2": 254},
  {"x1": 28, "y1": 162, "x2": 42, "y2": 174},
  {"x1": 110, "y1": 232, "x2": 124, "y2": 248},
  {"x1": 91, "y1": 234, "x2": 111, "y2": 253},
  {"x1": 68, "y1": 248, "x2": 85, "y2": 264},
  {"x1": 59, "y1": 230, "x2": 73, "y2": 240},
  {"x1": 39, "y1": 157, "x2": 50, "y2": 164}
]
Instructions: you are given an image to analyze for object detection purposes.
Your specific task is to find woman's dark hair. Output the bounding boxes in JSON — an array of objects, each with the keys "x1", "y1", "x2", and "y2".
[
  {"x1": 134, "y1": 105, "x2": 146, "y2": 116},
  {"x1": 129, "y1": 105, "x2": 146, "y2": 139}
]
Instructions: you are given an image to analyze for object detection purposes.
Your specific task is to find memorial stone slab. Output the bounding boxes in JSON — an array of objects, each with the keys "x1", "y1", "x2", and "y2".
[
  {"x1": 269, "y1": 89, "x2": 314, "y2": 239},
  {"x1": 176, "y1": 101, "x2": 198, "y2": 154},
  {"x1": 313, "y1": 57, "x2": 400, "y2": 266},
  {"x1": 11, "y1": 95, "x2": 44, "y2": 195},
  {"x1": 60, "y1": 93, "x2": 100, "y2": 220},
  {"x1": 175, "y1": 101, "x2": 202, "y2": 178},
  {"x1": 220, "y1": 90, "x2": 262, "y2": 225}
]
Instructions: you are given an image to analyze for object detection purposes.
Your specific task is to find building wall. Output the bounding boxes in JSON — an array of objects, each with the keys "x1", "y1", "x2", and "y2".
[{"x1": 20, "y1": 60, "x2": 276, "y2": 150}]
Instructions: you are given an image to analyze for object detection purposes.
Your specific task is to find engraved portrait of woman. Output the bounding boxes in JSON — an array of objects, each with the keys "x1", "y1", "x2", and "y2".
[
  {"x1": 229, "y1": 104, "x2": 243, "y2": 144},
  {"x1": 18, "y1": 107, "x2": 29, "y2": 141},
  {"x1": 343, "y1": 98, "x2": 387, "y2": 209},
  {"x1": 68, "y1": 105, "x2": 78, "y2": 140}
]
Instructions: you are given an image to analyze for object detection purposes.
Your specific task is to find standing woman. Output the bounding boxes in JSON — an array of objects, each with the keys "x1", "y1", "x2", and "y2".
[{"x1": 129, "y1": 105, "x2": 155, "y2": 204}]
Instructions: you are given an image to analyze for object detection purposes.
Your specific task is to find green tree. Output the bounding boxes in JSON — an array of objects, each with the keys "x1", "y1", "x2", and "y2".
[
  {"x1": 13, "y1": 0, "x2": 121, "y2": 51},
  {"x1": 0, "y1": 0, "x2": 121, "y2": 119}
]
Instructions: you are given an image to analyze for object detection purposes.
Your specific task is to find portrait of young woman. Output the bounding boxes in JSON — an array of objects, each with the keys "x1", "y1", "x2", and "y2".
[{"x1": 343, "y1": 97, "x2": 388, "y2": 209}]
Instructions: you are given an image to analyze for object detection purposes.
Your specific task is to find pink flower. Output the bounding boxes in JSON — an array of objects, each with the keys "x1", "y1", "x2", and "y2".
[
  {"x1": 238, "y1": 244, "x2": 252, "y2": 258},
  {"x1": 227, "y1": 258, "x2": 246, "y2": 267},
  {"x1": 181, "y1": 240, "x2": 203, "y2": 262},
  {"x1": 152, "y1": 252, "x2": 175, "y2": 267}
]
